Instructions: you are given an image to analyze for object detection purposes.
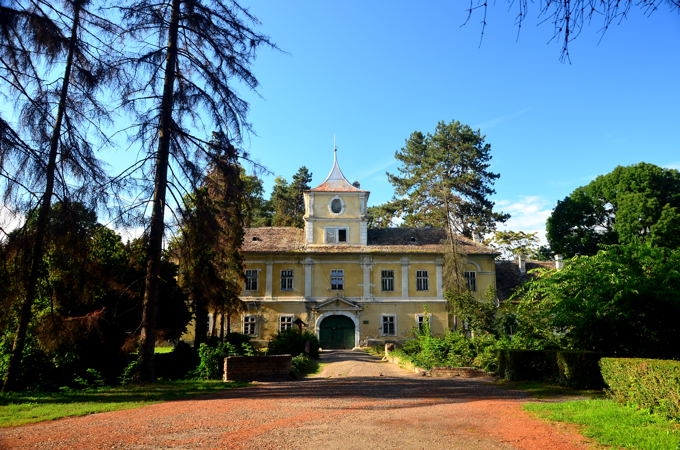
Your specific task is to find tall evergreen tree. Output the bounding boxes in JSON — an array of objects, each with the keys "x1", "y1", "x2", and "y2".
[
  {"x1": 116, "y1": 0, "x2": 273, "y2": 381},
  {"x1": 0, "y1": 1, "x2": 119, "y2": 391},
  {"x1": 385, "y1": 120, "x2": 508, "y2": 239},
  {"x1": 270, "y1": 166, "x2": 311, "y2": 228}
]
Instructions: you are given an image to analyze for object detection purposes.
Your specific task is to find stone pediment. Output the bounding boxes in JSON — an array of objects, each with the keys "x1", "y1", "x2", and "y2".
[{"x1": 312, "y1": 297, "x2": 363, "y2": 312}]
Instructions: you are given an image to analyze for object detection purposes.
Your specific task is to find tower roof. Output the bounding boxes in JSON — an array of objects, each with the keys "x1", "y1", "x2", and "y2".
[{"x1": 310, "y1": 148, "x2": 366, "y2": 192}]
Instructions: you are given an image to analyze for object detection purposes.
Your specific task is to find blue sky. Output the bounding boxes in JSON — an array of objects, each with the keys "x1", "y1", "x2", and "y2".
[{"x1": 238, "y1": 1, "x2": 680, "y2": 241}]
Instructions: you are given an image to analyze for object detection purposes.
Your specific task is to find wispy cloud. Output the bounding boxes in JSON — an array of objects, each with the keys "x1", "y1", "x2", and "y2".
[
  {"x1": 475, "y1": 107, "x2": 532, "y2": 130},
  {"x1": 495, "y1": 195, "x2": 553, "y2": 244}
]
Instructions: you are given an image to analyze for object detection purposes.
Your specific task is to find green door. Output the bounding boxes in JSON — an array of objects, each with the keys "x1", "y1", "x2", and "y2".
[{"x1": 319, "y1": 315, "x2": 355, "y2": 349}]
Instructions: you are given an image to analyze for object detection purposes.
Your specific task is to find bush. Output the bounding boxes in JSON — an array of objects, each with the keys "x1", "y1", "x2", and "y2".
[
  {"x1": 192, "y1": 336, "x2": 257, "y2": 380},
  {"x1": 290, "y1": 354, "x2": 319, "y2": 378},
  {"x1": 398, "y1": 330, "x2": 499, "y2": 371},
  {"x1": 268, "y1": 329, "x2": 319, "y2": 359},
  {"x1": 497, "y1": 350, "x2": 604, "y2": 389},
  {"x1": 600, "y1": 357, "x2": 680, "y2": 420}
]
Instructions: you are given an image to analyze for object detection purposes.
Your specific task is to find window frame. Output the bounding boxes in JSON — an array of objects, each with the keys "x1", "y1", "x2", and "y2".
[
  {"x1": 325, "y1": 227, "x2": 349, "y2": 244},
  {"x1": 280, "y1": 269, "x2": 294, "y2": 291},
  {"x1": 330, "y1": 269, "x2": 344, "y2": 290},
  {"x1": 279, "y1": 315, "x2": 294, "y2": 332},
  {"x1": 381, "y1": 314, "x2": 396, "y2": 336},
  {"x1": 381, "y1": 269, "x2": 395, "y2": 292},
  {"x1": 243, "y1": 315, "x2": 257, "y2": 336},
  {"x1": 416, "y1": 270, "x2": 429, "y2": 291},
  {"x1": 415, "y1": 313, "x2": 431, "y2": 332},
  {"x1": 244, "y1": 269, "x2": 258, "y2": 291},
  {"x1": 464, "y1": 271, "x2": 477, "y2": 292}
]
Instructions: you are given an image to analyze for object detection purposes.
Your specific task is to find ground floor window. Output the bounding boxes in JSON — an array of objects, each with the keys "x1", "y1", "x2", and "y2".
[
  {"x1": 415, "y1": 314, "x2": 431, "y2": 332},
  {"x1": 381, "y1": 315, "x2": 396, "y2": 336},
  {"x1": 243, "y1": 315, "x2": 257, "y2": 336},
  {"x1": 279, "y1": 315, "x2": 294, "y2": 332}
]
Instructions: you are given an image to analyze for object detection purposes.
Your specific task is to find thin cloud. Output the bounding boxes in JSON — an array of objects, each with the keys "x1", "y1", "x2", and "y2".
[
  {"x1": 496, "y1": 195, "x2": 552, "y2": 244},
  {"x1": 476, "y1": 107, "x2": 532, "y2": 130}
]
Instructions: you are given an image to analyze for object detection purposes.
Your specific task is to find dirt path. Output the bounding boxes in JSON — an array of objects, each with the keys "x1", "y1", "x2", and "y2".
[{"x1": 0, "y1": 350, "x2": 594, "y2": 449}]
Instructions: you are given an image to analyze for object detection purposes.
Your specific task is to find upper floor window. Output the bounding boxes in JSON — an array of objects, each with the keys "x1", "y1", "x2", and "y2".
[
  {"x1": 381, "y1": 270, "x2": 394, "y2": 291},
  {"x1": 416, "y1": 270, "x2": 429, "y2": 291},
  {"x1": 382, "y1": 315, "x2": 396, "y2": 336},
  {"x1": 244, "y1": 269, "x2": 258, "y2": 291},
  {"x1": 331, "y1": 269, "x2": 344, "y2": 290},
  {"x1": 464, "y1": 271, "x2": 477, "y2": 292},
  {"x1": 280, "y1": 269, "x2": 294, "y2": 291},
  {"x1": 243, "y1": 315, "x2": 257, "y2": 336},
  {"x1": 279, "y1": 315, "x2": 294, "y2": 332},
  {"x1": 330, "y1": 197, "x2": 343, "y2": 214},
  {"x1": 325, "y1": 227, "x2": 348, "y2": 243}
]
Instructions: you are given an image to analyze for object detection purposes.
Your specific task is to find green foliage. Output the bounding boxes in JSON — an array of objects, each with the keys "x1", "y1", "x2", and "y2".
[
  {"x1": 525, "y1": 399, "x2": 680, "y2": 449},
  {"x1": 511, "y1": 244, "x2": 680, "y2": 358},
  {"x1": 192, "y1": 337, "x2": 257, "y2": 380},
  {"x1": 270, "y1": 167, "x2": 312, "y2": 228},
  {"x1": 485, "y1": 230, "x2": 541, "y2": 260},
  {"x1": 398, "y1": 330, "x2": 499, "y2": 372},
  {"x1": 547, "y1": 162, "x2": 680, "y2": 256},
  {"x1": 267, "y1": 329, "x2": 320, "y2": 359},
  {"x1": 498, "y1": 350, "x2": 603, "y2": 389},
  {"x1": 290, "y1": 355, "x2": 319, "y2": 379},
  {"x1": 383, "y1": 120, "x2": 508, "y2": 238},
  {"x1": 599, "y1": 358, "x2": 680, "y2": 421}
]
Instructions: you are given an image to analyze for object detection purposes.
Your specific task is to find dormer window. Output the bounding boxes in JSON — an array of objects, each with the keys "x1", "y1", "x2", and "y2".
[{"x1": 329, "y1": 197, "x2": 344, "y2": 214}]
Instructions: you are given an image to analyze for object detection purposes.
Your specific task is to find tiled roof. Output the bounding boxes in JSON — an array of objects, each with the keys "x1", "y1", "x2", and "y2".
[{"x1": 242, "y1": 226, "x2": 497, "y2": 256}]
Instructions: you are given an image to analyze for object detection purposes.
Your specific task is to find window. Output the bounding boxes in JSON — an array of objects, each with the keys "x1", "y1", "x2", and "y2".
[
  {"x1": 331, "y1": 269, "x2": 344, "y2": 290},
  {"x1": 325, "y1": 227, "x2": 348, "y2": 243},
  {"x1": 416, "y1": 270, "x2": 429, "y2": 291},
  {"x1": 279, "y1": 315, "x2": 294, "y2": 332},
  {"x1": 382, "y1": 315, "x2": 396, "y2": 336},
  {"x1": 416, "y1": 314, "x2": 431, "y2": 332},
  {"x1": 381, "y1": 270, "x2": 394, "y2": 291},
  {"x1": 243, "y1": 315, "x2": 257, "y2": 336},
  {"x1": 280, "y1": 269, "x2": 293, "y2": 291},
  {"x1": 464, "y1": 271, "x2": 477, "y2": 292},
  {"x1": 330, "y1": 197, "x2": 343, "y2": 214},
  {"x1": 244, "y1": 269, "x2": 258, "y2": 291}
]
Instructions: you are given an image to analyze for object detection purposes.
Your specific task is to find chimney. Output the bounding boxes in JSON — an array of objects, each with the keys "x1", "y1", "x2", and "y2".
[{"x1": 555, "y1": 254, "x2": 564, "y2": 270}]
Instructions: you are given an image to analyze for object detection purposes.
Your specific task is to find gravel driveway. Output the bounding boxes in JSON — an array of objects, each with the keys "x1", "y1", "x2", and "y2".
[{"x1": 0, "y1": 350, "x2": 592, "y2": 449}]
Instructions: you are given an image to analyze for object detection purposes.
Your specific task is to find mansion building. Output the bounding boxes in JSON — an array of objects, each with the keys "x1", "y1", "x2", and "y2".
[{"x1": 237, "y1": 152, "x2": 498, "y2": 349}]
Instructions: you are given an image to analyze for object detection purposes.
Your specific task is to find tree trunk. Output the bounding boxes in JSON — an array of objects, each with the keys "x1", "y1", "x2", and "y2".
[
  {"x1": 137, "y1": 0, "x2": 181, "y2": 383},
  {"x1": 2, "y1": 4, "x2": 81, "y2": 392}
]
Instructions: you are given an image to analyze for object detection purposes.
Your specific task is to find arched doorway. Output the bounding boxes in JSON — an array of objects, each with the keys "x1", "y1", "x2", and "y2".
[{"x1": 319, "y1": 315, "x2": 356, "y2": 349}]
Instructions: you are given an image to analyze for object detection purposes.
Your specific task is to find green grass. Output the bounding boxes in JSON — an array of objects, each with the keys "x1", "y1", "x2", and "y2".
[
  {"x1": 525, "y1": 399, "x2": 680, "y2": 449},
  {"x1": 0, "y1": 380, "x2": 246, "y2": 427}
]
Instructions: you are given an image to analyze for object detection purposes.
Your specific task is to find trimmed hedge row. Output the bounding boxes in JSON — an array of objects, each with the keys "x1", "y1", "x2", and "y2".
[
  {"x1": 600, "y1": 358, "x2": 680, "y2": 420},
  {"x1": 497, "y1": 350, "x2": 604, "y2": 389}
]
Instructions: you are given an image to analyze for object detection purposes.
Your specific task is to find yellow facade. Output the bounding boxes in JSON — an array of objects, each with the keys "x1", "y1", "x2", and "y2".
[{"x1": 234, "y1": 153, "x2": 498, "y2": 349}]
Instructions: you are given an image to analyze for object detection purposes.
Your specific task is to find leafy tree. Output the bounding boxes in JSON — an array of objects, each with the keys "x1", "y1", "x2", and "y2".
[
  {"x1": 547, "y1": 163, "x2": 680, "y2": 257},
  {"x1": 0, "y1": 1, "x2": 118, "y2": 391},
  {"x1": 511, "y1": 244, "x2": 680, "y2": 358},
  {"x1": 116, "y1": 0, "x2": 273, "y2": 381},
  {"x1": 485, "y1": 230, "x2": 540, "y2": 260},
  {"x1": 465, "y1": 0, "x2": 680, "y2": 61},
  {"x1": 270, "y1": 167, "x2": 312, "y2": 227},
  {"x1": 242, "y1": 171, "x2": 272, "y2": 227},
  {"x1": 385, "y1": 120, "x2": 509, "y2": 239}
]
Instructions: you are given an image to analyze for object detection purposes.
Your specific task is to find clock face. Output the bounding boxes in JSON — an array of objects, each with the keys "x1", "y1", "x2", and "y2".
[{"x1": 330, "y1": 198, "x2": 343, "y2": 214}]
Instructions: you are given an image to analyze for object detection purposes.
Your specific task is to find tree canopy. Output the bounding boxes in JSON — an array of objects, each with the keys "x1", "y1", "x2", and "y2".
[
  {"x1": 547, "y1": 162, "x2": 680, "y2": 257},
  {"x1": 379, "y1": 120, "x2": 508, "y2": 238},
  {"x1": 511, "y1": 243, "x2": 680, "y2": 358}
]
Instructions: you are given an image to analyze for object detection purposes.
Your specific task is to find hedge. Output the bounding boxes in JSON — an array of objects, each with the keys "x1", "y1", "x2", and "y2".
[
  {"x1": 497, "y1": 350, "x2": 604, "y2": 389},
  {"x1": 600, "y1": 357, "x2": 680, "y2": 420}
]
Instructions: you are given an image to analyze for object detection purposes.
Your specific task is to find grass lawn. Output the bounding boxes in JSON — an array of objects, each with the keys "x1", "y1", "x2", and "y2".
[
  {"x1": 0, "y1": 380, "x2": 245, "y2": 427},
  {"x1": 525, "y1": 398, "x2": 680, "y2": 449}
]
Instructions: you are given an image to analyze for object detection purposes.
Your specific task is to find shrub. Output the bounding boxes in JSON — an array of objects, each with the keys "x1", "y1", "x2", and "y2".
[
  {"x1": 192, "y1": 336, "x2": 257, "y2": 380},
  {"x1": 398, "y1": 330, "x2": 499, "y2": 371},
  {"x1": 600, "y1": 358, "x2": 680, "y2": 420},
  {"x1": 290, "y1": 354, "x2": 319, "y2": 378},
  {"x1": 268, "y1": 329, "x2": 319, "y2": 359}
]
